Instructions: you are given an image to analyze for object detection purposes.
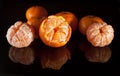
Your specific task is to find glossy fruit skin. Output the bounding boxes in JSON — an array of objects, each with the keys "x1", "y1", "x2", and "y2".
[
  {"x1": 56, "y1": 11, "x2": 78, "y2": 32},
  {"x1": 86, "y1": 22, "x2": 114, "y2": 47},
  {"x1": 39, "y1": 15, "x2": 72, "y2": 47},
  {"x1": 27, "y1": 17, "x2": 46, "y2": 38},
  {"x1": 26, "y1": 6, "x2": 48, "y2": 20},
  {"x1": 79, "y1": 15, "x2": 104, "y2": 35}
]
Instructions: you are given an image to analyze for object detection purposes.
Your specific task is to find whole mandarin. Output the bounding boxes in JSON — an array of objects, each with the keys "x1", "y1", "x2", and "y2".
[
  {"x1": 79, "y1": 15, "x2": 104, "y2": 35},
  {"x1": 27, "y1": 17, "x2": 46, "y2": 38},
  {"x1": 56, "y1": 11, "x2": 78, "y2": 32},
  {"x1": 26, "y1": 6, "x2": 48, "y2": 20}
]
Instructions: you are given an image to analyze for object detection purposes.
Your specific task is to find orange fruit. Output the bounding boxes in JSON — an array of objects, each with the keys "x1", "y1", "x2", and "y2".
[
  {"x1": 6, "y1": 21, "x2": 35, "y2": 48},
  {"x1": 27, "y1": 17, "x2": 46, "y2": 38},
  {"x1": 79, "y1": 15, "x2": 104, "y2": 35},
  {"x1": 56, "y1": 11, "x2": 78, "y2": 32},
  {"x1": 86, "y1": 22, "x2": 114, "y2": 47},
  {"x1": 26, "y1": 6, "x2": 48, "y2": 20},
  {"x1": 39, "y1": 15, "x2": 72, "y2": 47}
]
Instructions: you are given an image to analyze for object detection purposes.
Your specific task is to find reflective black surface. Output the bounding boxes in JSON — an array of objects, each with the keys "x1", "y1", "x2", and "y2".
[{"x1": 1, "y1": 0, "x2": 120, "y2": 75}]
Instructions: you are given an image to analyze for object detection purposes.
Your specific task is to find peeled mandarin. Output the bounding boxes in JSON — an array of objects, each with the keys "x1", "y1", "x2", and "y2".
[
  {"x1": 86, "y1": 22, "x2": 114, "y2": 47},
  {"x1": 39, "y1": 15, "x2": 72, "y2": 47},
  {"x1": 6, "y1": 21, "x2": 35, "y2": 48}
]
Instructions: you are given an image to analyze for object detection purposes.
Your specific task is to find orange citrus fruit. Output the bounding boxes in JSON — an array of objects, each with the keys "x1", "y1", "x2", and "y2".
[
  {"x1": 86, "y1": 22, "x2": 114, "y2": 47},
  {"x1": 79, "y1": 15, "x2": 104, "y2": 35},
  {"x1": 27, "y1": 17, "x2": 46, "y2": 38},
  {"x1": 56, "y1": 11, "x2": 78, "y2": 31},
  {"x1": 39, "y1": 15, "x2": 72, "y2": 47},
  {"x1": 26, "y1": 6, "x2": 48, "y2": 20}
]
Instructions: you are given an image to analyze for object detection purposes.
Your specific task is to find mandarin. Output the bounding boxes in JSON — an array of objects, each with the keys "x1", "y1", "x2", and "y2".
[
  {"x1": 27, "y1": 17, "x2": 46, "y2": 38},
  {"x1": 79, "y1": 15, "x2": 104, "y2": 35},
  {"x1": 56, "y1": 11, "x2": 78, "y2": 31},
  {"x1": 6, "y1": 21, "x2": 35, "y2": 48},
  {"x1": 39, "y1": 15, "x2": 72, "y2": 47},
  {"x1": 86, "y1": 22, "x2": 114, "y2": 47},
  {"x1": 26, "y1": 6, "x2": 48, "y2": 20}
]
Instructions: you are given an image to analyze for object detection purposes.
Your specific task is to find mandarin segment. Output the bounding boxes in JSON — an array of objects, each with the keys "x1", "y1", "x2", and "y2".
[
  {"x1": 39, "y1": 15, "x2": 72, "y2": 47},
  {"x1": 86, "y1": 22, "x2": 114, "y2": 47},
  {"x1": 79, "y1": 15, "x2": 104, "y2": 35},
  {"x1": 6, "y1": 21, "x2": 35, "y2": 48},
  {"x1": 56, "y1": 11, "x2": 78, "y2": 31}
]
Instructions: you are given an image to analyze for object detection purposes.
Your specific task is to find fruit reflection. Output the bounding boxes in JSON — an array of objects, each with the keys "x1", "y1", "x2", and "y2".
[
  {"x1": 85, "y1": 46, "x2": 112, "y2": 63},
  {"x1": 9, "y1": 46, "x2": 35, "y2": 65},
  {"x1": 39, "y1": 46, "x2": 71, "y2": 70},
  {"x1": 78, "y1": 37, "x2": 112, "y2": 63}
]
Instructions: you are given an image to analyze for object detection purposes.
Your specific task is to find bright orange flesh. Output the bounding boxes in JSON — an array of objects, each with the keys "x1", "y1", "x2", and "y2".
[{"x1": 39, "y1": 15, "x2": 72, "y2": 47}]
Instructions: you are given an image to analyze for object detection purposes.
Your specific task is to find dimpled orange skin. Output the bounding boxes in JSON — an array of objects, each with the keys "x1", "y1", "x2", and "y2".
[
  {"x1": 26, "y1": 6, "x2": 48, "y2": 20},
  {"x1": 27, "y1": 17, "x2": 46, "y2": 38},
  {"x1": 86, "y1": 22, "x2": 114, "y2": 47},
  {"x1": 85, "y1": 46, "x2": 112, "y2": 63},
  {"x1": 6, "y1": 21, "x2": 35, "y2": 48},
  {"x1": 39, "y1": 15, "x2": 72, "y2": 47},
  {"x1": 56, "y1": 11, "x2": 78, "y2": 32},
  {"x1": 79, "y1": 15, "x2": 104, "y2": 35}
]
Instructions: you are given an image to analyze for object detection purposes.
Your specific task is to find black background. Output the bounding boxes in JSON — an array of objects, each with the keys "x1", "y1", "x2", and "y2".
[{"x1": 0, "y1": 0, "x2": 120, "y2": 76}]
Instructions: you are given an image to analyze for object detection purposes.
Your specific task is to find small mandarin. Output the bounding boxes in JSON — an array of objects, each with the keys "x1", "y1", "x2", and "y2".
[
  {"x1": 56, "y1": 11, "x2": 78, "y2": 31},
  {"x1": 79, "y1": 15, "x2": 104, "y2": 35},
  {"x1": 86, "y1": 22, "x2": 114, "y2": 47},
  {"x1": 26, "y1": 6, "x2": 48, "y2": 20},
  {"x1": 27, "y1": 17, "x2": 46, "y2": 38},
  {"x1": 6, "y1": 21, "x2": 35, "y2": 48}
]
